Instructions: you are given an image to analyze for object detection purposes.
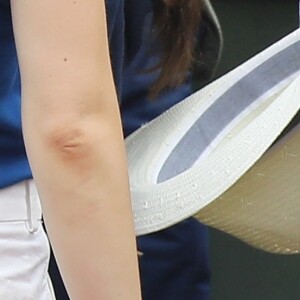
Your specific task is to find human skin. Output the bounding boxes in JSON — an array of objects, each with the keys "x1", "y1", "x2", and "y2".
[{"x1": 11, "y1": 0, "x2": 141, "y2": 299}]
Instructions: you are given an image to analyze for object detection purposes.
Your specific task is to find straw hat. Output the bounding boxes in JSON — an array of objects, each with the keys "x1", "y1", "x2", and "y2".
[{"x1": 126, "y1": 28, "x2": 300, "y2": 254}]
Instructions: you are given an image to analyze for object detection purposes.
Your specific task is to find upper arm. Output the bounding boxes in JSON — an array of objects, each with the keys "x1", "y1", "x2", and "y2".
[{"x1": 11, "y1": 0, "x2": 116, "y2": 121}]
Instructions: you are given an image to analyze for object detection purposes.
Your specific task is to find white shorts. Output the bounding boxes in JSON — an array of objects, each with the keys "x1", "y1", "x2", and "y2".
[{"x1": 0, "y1": 180, "x2": 56, "y2": 300}]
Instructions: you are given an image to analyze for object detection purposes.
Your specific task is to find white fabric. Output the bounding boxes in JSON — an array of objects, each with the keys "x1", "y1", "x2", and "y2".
[{"x1": 0, "y1": 180, "x2": 56, "y2": 300}]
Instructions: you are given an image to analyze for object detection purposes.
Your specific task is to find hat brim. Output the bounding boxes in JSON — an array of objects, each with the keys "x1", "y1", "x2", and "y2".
[
  {"x1": 195, "y1": 121, "x2": 300, "y2": 254},
  {"x1": 126, "y1": 29, "x2": 300, "y2": 254}
]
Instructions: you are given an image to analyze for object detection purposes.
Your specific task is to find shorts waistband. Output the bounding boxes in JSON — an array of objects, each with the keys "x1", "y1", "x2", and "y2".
[{"x1": 0, "y1": 180, "x2": 42, "y2": 232}]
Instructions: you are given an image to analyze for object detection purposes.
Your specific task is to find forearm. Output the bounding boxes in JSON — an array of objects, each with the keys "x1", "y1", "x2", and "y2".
[{"x1": 23, "y1": 103, "x2": 141, "y2": 300}]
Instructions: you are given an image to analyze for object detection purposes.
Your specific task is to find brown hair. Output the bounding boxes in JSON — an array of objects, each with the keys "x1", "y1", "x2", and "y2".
[{"x1": 150, "y1": 0, "x2": 204, "y2": 97}]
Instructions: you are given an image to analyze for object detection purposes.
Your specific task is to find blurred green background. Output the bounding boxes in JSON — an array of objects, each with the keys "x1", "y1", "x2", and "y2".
[{"x1": 209, "y1": 1, "x2": 300, "y2": 299}]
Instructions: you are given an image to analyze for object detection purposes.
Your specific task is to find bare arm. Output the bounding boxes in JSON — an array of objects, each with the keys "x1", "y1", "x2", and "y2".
[{"x1": 11, "y1": 1, "x2": 141, "y2": 299}]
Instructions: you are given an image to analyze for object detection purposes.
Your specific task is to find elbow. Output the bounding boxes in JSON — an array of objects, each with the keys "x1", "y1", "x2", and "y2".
[
  {"x1": 40, "y1": 120, "x2": 104, "y2": 163},
  {"x1": 49, "y1": 126, "x2": 92, "y2": 159},
  {"x1": 23, "y1": 93, "x2": 121, "y2": 165}
]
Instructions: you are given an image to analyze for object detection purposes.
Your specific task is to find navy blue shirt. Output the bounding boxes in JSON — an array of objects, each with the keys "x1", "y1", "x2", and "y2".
[
  {"x1": 0, "y1": 1, "x2": 29, "y2": 188},
  {"x1": 119, "y1": 2, "x2": 212, "y2": 300},
  {"x1": 120, "y1": 0, "x2": 193, "y2": 136}
]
